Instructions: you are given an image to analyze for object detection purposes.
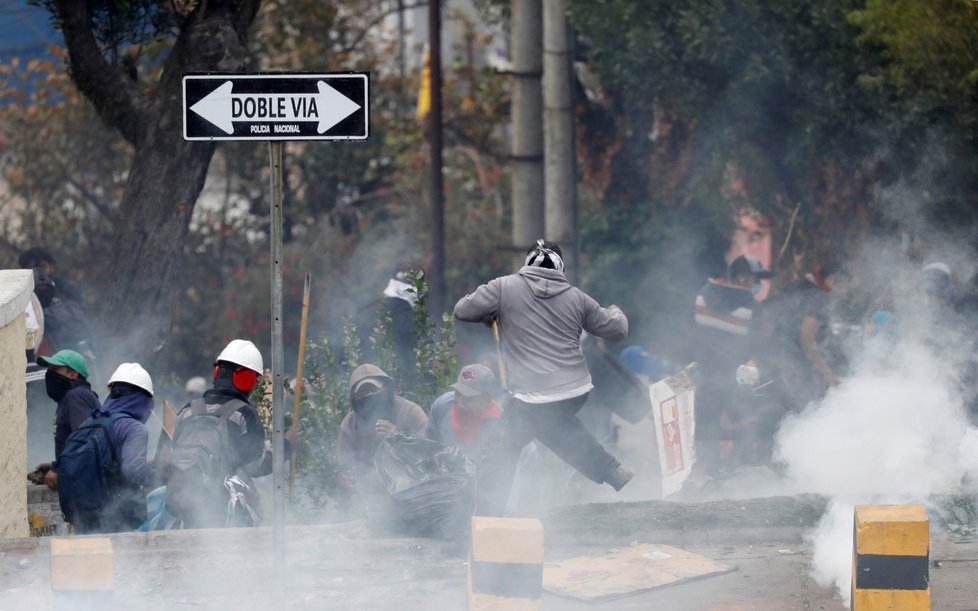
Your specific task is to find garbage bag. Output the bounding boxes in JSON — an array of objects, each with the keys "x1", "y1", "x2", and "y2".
[{"x1": 371, "y1": 432, "x2": 475, "y2": 540}]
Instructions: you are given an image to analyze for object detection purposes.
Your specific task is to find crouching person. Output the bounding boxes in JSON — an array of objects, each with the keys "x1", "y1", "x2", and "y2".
[
  {"x1": 337, "y1": 364, "x2": 428, "y2": 495},
  {"x1": 165, "y1": 339, "x2": 266, "y2": 528},
  {"x1": 57, "y1": 363, "x2": 163, "y2": 533},
  {"x1": 426, "y1": 364, "x2": 501, "y2": 460}
]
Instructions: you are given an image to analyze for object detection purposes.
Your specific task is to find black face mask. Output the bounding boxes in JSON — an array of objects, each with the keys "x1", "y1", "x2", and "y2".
[
  {"x1": 353, "y1": 389, "x2": 393, "y2": 422},
  {"x1": 45, "y1": 370, "x2": 74, "y2": 402}
]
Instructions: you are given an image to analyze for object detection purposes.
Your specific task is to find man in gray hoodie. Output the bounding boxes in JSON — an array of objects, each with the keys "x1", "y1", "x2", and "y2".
[{"x1": 454, "y1": 240, "x2": 633, "y2": 515}]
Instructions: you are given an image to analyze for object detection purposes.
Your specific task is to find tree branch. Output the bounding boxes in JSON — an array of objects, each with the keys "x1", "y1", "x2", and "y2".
[
  {"x1": 338, "y1": 2, "x2": 428, "y2": 56},
  {"x1": 66, "y1": 178, "x2": 117, "y2": 225},
  {"x1": 231, "y1": 0, "x2": 263, "y2": 37},
  {"x1": 157, "y1": 0, "x2": 261, "y2": 97},
  {"x1": 53, "y1": 0, "x2": 150, "y2": 147}
]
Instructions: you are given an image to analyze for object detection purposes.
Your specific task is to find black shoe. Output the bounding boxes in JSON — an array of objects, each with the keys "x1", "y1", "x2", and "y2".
[{"x1": 606, "y1": 466, "x2": 634, "y2": 492}]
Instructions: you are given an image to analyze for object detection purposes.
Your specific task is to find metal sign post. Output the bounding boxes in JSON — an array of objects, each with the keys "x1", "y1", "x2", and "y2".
[
  {"x1": 182, "y1": 72, "x2": 370, "y2": 587},
  {"x1": 268, "y1": 140, "x2": 285, "y2": 582}
]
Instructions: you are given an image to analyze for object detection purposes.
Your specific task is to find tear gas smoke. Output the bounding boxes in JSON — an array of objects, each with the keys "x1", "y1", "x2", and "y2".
[{"x1": 774, "y1": 237, "x2": 978, "y2": 606}]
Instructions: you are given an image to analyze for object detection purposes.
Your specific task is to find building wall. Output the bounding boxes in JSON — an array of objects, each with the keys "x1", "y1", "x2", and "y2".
[{"x1": 0, "y1": 270, "x2": 34, "y2": 539}]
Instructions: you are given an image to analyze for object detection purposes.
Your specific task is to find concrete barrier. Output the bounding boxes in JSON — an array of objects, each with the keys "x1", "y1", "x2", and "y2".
[
  {"x1": 51, "y1": 537, "x2": 113, "y2": 608},
  {"x1": 468, "y1": 516, "x2": 543, "y2": 610},
  {"x1": 852, "y1": 504, "x2": 930, "y2": 610}
]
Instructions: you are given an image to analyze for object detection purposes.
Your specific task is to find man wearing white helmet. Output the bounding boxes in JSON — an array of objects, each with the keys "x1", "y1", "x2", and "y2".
[
  {"x1": 166, "y1": 339, "x2": 268, "y2": 528},
  {"x1": 58, "y1": 362, "x2": 163, "y2": 533}
]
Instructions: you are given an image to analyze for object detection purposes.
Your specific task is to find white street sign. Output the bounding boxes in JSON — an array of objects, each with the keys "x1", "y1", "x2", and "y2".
[{"x1": 183, "y1": 73, "x2": 369, "y2": 141}]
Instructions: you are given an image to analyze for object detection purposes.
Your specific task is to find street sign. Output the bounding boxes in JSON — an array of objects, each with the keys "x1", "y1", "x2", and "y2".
[{"x1": 182, "y1": 73, "x2": 368, "y2": 141}]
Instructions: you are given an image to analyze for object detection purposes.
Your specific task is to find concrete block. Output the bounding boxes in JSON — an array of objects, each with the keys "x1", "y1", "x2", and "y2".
[
  {"x1": 852, "y1": 504, "x2": 930, "y2": 610},
  {"x1": 468, "y1": 516, "x2": 543, "y2": 610},
  {"x1": 50, "y1": 537, "x2": 113, "y2": 591}
]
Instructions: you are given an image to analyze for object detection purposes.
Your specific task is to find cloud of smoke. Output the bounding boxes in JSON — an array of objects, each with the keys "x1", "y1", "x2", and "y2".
[{"x1": 773, "y1": 186, "x2": 978, "y2": 606}]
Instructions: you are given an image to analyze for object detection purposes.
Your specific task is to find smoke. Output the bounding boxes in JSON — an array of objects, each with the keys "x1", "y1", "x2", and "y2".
[{"x1": 772, "y1": 217, "x2": 978, "y2": 605}]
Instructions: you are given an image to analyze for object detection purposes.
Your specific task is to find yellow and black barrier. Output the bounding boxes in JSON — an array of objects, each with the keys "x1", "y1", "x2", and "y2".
[
  {"x1": 468, "y1": 516, "x2": 544, "y2": 610},
  {"x1": 852, "y1": 504, "x2": 930, "y2": 610},
  {"x1": 51, "y1": 537, "x2": 114, "y2": 608}
]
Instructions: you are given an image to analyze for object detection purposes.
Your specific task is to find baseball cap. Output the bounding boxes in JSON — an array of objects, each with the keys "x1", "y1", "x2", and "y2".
[
  {"x1": 353, "y1": 378, "x2": 384, "y2": 399},
  {"x1": 450, "y1": 364, "x2": 497, "y2": 398},
  {"x1": 37, "y1": 349, "x2": 89, "y2": 379},
  {"x1": 728, "y1": 254, "x2": 773, "y2": 279}
]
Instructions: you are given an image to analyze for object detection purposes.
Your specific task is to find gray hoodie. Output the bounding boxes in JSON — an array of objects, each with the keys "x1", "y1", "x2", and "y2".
[
  {"x1": 454, "y1": 266, "x2": 628, "y2": 395},
  {"x1": 338, "y1": 364, "x2": 427, "y2": 472}
]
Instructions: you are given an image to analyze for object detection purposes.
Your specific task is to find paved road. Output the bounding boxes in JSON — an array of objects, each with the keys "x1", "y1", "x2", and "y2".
[{"x1": 2, "y1": 497, "x2": 976, "y2": 610}]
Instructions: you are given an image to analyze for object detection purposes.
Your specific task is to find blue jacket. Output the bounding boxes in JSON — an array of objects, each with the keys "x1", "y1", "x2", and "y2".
[{"x1": 100, "y1": 392, "x2": 163, "y2": 490}]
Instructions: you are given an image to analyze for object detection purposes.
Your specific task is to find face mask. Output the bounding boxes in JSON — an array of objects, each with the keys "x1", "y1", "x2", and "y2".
[
  {"x1": 353, "y1": 390, "x2": 392, "y2": 421},
  {"x1": 45, "y1": 369, "x2": 74, "y2": 402},
  {"x1": 751, "y1": 283, "x2": 762, "y2": 297}
]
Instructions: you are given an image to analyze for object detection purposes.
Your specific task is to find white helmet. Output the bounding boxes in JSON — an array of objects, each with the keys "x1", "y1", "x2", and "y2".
[
  {"x1": 108, "y1": 362, "x2": 154, "y2": 397},
  {"x1": 217, "y1": 339, "x2": 263, "y2": 374}
]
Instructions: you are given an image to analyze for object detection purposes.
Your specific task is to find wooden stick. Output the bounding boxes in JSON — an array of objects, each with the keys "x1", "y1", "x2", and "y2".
[
  {"x1": 289, "y1": 273, "x2": 312, "y2": 502},
  {"x1": 777, "y1": 202, "x2": 802, "y2": 264},
  {"x1": 491, "y1": 319, "x2": 507, "y2": 391}
]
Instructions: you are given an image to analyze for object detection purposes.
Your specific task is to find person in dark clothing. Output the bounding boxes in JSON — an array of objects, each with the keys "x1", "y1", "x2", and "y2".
[
  {"x1": 425, "y1": 364, "x2": 502, "y2": 460},
  {"x1": 690, "y1": 254, "x2": 769, "y2": 476},
  {"x1": 68, "y1": 363, "x2": 164, "y2": 533},
  {"x1": 167, "y1": 339, "x2": 268, "y2": 528},
  {"x1": 754, "y1": 261, "x2": 841, "y2": 413},
  {"x1": 18, "y1": 247, "x2": 82, "y2": 302},
  {"x1": 30, "y1": 269, "x2": 99, "y2": 361},
  {"x1": 454, "y1": 239, "x2": 633, "y2": 516},
  {"x1": 356, "y1": 266, "x2": 423, "y2": 395},
  {"x1": 33, "y1": 349, "x2": 100, "y2": 490}
]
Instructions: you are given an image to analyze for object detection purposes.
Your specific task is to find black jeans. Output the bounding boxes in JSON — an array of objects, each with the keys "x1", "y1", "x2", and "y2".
[{"x1": 475, "y1": 392, "x2": 621, "y2": 516}]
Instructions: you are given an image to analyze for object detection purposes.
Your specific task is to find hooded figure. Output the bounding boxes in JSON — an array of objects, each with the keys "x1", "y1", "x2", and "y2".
[
  {"x1": 337, "y1": 364, "x2": 428, "y2": 492},
  {"x1": 453, "y1": 239, "x2": 632, "y2": 515},
  {"x1": 69, "y1": 363, "x2": 163, "y2": 533}
]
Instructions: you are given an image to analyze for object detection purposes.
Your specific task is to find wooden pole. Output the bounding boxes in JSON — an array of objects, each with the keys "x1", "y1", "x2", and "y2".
[
  {"x1": 491, "y1": 319, "x2": 508, "y2": 390},
  {"x1": 289, "y1": 273, "x2": 311, "y2": 502}
]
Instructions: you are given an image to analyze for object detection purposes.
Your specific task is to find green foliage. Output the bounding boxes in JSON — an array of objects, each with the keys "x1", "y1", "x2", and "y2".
[
  {"x1": 407, "y1": 270, "x2": 458, "y2": 408},
  {"x1": 850, "y1": 0, "x2": 978, "y2": 126},
  {"x1": 291, "y1": 275, "x2": 456, "y2": 509},
  {"x1": 290, "y1": 322, "x2": 360, "y2": 507}
]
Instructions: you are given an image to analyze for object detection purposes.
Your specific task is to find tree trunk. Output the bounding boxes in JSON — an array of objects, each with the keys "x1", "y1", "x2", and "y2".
[
  {"x1": 54, "y1": 0, "x2": 261, "y2": 369},
  {"x1": 100, "y1": 124, "x2": 216, "y2": 368}
]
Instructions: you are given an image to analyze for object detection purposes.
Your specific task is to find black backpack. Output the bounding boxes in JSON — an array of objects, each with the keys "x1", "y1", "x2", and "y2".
[
  {"x1": 165, "y1": 398, "x2": 246, "y2": 527},
  {"x1": 57, "y1": 412, "x2": 128, "y2": 525}
]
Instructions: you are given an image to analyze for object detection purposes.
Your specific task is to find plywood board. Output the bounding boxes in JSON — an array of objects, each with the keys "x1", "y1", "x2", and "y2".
[{"x1": 543, "y1": 544, "x2": 735, "y2": 602}]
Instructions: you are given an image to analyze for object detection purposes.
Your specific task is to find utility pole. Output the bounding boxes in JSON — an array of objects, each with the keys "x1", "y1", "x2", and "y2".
[
  {"x1": 428, "y1": 0, "x2": 445, "y2": 311},
  {"x1": 511, "y1": 0, "x2": 544, "y2": 257},
  {"x1": 543, "y1": 0, "x2": 577, "y2": 280}
]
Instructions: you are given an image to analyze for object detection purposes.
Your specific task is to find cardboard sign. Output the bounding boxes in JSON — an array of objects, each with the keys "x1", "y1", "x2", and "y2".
[
  {"x1": 162, "y1": 400, "x2": 178, "y2": 440},
  {"x1": 649, "y1": 369, "x2": 696, "y2": 496},
  {"x1": 543, "y1": 544, "x2": 734, "y2": 602}
]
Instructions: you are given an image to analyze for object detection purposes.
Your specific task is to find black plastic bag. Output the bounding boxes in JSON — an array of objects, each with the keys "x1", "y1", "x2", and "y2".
[{"x1": 371, "y1": 432, "x2": 475, "y2": 540}]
